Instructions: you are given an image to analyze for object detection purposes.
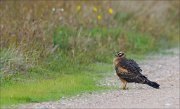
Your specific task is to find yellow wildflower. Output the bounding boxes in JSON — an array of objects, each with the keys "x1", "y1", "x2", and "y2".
[
  {"x1": 93, "y1": 7, "x2": 98, "y2": 12},
  {"x1": 108, "y1": 8, "x2": 113, "y2": 14},
  {"x1": 97, "y1": 15, "x2": 102, "y2": 20},
  {"x1": 77, "y1": 5, "x2": 81, "y2": 12}
]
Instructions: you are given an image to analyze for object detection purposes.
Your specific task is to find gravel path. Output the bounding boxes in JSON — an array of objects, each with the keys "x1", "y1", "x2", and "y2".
[{"x1": 15, "y1": 48, "x2": 179, "y2": 108}]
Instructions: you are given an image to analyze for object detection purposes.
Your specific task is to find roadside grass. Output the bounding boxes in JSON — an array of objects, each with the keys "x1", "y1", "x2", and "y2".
[
  {"x1": 0, "y1": 63, "x2": 112, "y2": 107},
  {"x1": 1, "y1": 26, "x2": 178, "y2": 107}
]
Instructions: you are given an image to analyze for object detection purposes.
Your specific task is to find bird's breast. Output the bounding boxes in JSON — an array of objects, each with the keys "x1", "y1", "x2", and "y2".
[{"x1": 119, "y1": 67, "x2": 128, "y2": 72}]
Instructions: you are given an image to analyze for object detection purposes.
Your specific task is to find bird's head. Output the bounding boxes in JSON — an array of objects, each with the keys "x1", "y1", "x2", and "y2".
[{"x1": 115, "y1": 51, "x2": 125, "y2": 58}]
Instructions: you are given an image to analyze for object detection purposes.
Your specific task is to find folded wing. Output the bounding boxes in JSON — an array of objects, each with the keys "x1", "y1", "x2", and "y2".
[{"x1": 117, "y1": 58, "x2": 147, "y2": 83}]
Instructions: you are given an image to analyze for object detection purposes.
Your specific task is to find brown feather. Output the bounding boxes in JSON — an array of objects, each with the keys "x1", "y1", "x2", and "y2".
[{"x1": 119, "y1": 67, "x2": 128, "y2": 72}]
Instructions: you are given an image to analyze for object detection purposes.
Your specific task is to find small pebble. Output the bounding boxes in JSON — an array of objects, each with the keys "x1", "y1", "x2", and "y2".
[{"x1": 165, "y1": 103, "x2": 171, "y2": 106}]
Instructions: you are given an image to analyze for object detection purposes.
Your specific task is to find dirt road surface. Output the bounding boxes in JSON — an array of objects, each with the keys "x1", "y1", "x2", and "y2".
[{"x1": 15, "y1": 48, "x2": 179, "y2": 108}]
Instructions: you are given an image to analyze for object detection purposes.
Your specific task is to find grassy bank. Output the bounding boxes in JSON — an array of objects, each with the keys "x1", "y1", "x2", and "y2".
[
  {"x1": 1, "y1": 62, "x2": 113, "y2": 106},
  {"x1": 0, "y1": 1, "x2": 179, "y2": 107}
]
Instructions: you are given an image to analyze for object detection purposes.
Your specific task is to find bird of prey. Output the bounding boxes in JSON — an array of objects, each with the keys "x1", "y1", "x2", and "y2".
[{"x1": 113, "y1": 51, "x2": 160, "y2": 90}]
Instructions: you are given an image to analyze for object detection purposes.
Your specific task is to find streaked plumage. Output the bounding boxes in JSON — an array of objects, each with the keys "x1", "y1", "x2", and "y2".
[{"x1": 113, "y1": 52, "x2": 160, "y2": 89}]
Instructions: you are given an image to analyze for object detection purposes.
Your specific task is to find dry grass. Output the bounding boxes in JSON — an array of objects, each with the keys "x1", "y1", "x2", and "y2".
[{"x1": 0, "y1": 0, "x2": 179, "y2": 80}]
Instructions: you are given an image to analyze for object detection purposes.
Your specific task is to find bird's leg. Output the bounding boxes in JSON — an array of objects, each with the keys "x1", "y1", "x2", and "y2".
[
  {"x1": 122, "y1": 82, "x2": 128, "y2": 90},
  {"x1": 120, "y1": 78, "x2": 128, "y2": 90}
]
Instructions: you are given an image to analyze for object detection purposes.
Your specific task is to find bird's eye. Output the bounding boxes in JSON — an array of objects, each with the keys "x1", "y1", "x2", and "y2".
[{"x1": 118, "y1": 52, "x2": 124, "y2": 57}]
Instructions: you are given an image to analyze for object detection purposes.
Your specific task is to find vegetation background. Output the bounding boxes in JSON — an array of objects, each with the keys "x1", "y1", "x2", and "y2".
[{"x1": 0, "y1": 0, "x2": 179, "y2": 107}]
